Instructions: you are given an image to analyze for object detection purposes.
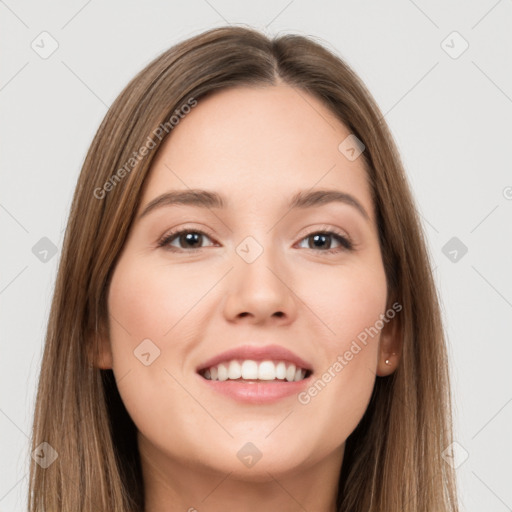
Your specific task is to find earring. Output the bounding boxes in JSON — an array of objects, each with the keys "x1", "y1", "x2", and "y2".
[{"x1": 385, "y1": 359, "x2": 391, "y2": 366}]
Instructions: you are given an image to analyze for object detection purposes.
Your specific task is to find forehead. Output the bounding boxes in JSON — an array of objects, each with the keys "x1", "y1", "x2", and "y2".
[{"x1": 140, "y1": 85, "x2": 373, "y2": 218}]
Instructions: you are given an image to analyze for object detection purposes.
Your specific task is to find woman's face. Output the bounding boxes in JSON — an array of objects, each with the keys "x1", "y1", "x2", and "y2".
[{"x1": 100, "y1": 85, "x2": 397, "y2": 480}]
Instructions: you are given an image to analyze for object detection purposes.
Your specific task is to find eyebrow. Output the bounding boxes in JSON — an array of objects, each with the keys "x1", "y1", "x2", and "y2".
[{"x1": 138, "y1": 188, "x2": 370, "y2": 222}]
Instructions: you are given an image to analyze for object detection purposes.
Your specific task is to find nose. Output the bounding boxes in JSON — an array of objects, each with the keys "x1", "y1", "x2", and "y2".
[{"x1": 222, "y1": 247, "x2": 298, "y2": 326}]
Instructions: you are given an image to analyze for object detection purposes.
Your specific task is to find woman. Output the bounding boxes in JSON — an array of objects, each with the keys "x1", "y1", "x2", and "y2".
[{"x1": 28, "y1": 25, "x2": 459, "y2": 511}]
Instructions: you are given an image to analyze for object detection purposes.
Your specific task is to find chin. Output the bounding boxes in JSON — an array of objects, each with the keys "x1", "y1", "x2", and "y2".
[{"x1": 188, "y1": 434, "x2": 316, "y2": 479}]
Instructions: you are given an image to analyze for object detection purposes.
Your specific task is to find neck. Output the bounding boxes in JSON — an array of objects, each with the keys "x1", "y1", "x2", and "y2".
[{"x1": 139, "y1": 433, "x2": 343, "y2": 512}]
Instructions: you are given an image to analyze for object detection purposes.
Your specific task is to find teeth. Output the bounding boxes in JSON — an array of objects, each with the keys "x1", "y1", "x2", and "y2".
[
  {"x1": 228, "y1": 360, "x2": 242, "y2": 379},
  {"x1": 276, "y1": 361, "x2": 286, "y2": 379},
  {"x1": 241, "y1": 360, "x2": 258, "y2": 380},
  {"x1": 201, "y1": 359, "x2": 309, "y2": 382},
  {"x1": 286, "y1": 364, "x2": 296, "y2": 382},
  {"x1": 217, "y1": 363, "x2": 228, "y2": 381},
  {"x1": 258, "y1": 361, "x2": 275, "y2": 380}
]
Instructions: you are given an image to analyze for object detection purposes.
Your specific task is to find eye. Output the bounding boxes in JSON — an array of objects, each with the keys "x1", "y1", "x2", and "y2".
[
  {"x1": 296, "y1": 229, "x2": 353, "y2": 253},
  {"x1": 157, "y1": 227, "x2": 354, "y2": 254},
  {"x1": 157, "y1": 228, "x2": 217, "y2": 252}
]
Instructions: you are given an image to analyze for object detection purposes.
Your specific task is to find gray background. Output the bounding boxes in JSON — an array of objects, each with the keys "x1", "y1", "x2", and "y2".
[{"x1": 1, "y1": 1, "x2": 511, "y2": 510}]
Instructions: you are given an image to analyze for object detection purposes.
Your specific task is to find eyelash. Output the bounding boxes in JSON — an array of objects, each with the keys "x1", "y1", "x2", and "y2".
[{"x1": 157, "y1": 226, "x2": 354, "y2": 255}]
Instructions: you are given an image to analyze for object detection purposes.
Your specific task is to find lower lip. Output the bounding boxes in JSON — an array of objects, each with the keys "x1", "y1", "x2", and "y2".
[{"x1": 198, "y1": 375, "x2": 311, "y2": 404}]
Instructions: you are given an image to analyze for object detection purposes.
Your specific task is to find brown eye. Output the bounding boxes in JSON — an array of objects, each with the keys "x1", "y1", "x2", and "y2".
[
  {"x1": 158, "y1": 229, "x2": 216, "y2": 251},
  {"x1": 297, "y1": 231, "x2": 353, "y2": 253}
]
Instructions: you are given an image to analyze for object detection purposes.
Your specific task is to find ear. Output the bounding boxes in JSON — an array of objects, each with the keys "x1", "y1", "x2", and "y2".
[
  {"x1": 86, "y1": 322, "x2": 113, "y2": 370},
  {"x1": 376, "y1": 311, "x2": 402, "y2": 377}
]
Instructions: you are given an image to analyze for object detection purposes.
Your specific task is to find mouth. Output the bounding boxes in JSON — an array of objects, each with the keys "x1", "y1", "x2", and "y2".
[
  {"x1": 195, "y1": 344, "x2": 314, "y2": 402},
  {"x1": 198, "y1": 359, "x2": 313, "y2": 383},
  {"x1": 196, "y1": 345, "x2": 314, "y2": 403}
]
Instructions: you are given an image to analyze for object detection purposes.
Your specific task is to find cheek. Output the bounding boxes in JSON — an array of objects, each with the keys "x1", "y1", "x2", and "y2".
[
  {"x1": 105, "y1": 256, "x2": 208, "y2": 447},
  {"x1": 298, "y1": 257, "x2": 388, "y2": 348},
  {"x1": 294, "y1": 260, "x2": 386, "y2": 437},
  {"x1": 107, "y1": 255, "x2": 214, "y2": 345}
]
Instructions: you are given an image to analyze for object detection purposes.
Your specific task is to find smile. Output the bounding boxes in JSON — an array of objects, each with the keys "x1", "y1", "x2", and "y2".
[{"x1": 199, "y1": 359, "x2": 312, "y2": 382}]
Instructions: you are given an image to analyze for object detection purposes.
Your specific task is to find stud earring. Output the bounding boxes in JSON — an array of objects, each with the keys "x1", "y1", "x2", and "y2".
[{"x1": 385, "y1": 359, "x2": 391, "y2": 366}]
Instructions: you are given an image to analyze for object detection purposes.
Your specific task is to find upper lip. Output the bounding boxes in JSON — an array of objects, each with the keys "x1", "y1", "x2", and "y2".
[{"x1": 196, "y1": 344, "x2": 313, "y2": 373}]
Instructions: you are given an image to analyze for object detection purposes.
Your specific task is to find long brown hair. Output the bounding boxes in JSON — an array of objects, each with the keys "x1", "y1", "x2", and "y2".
[{"x1": 28, "y1": 25, "x2": 459, "y2": 511}]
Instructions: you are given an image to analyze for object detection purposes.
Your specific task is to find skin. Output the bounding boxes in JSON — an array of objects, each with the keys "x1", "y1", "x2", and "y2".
[{"x1": 96, "y1": 84, "x2": 401, "y2": 512}]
